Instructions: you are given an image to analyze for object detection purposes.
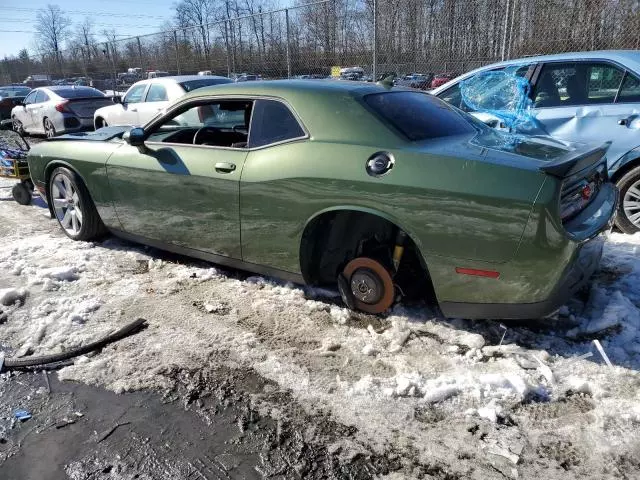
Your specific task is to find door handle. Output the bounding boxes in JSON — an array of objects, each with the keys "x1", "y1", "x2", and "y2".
[
  {"x1": 130, "y1": 108, "x2": 137, "y2": 112},
  {"x1": 619, "y1": 118, "x2": 629, "y2": 126},
  {"x1": 215, "y1": 162, "x2": 236, "y2": 173}
]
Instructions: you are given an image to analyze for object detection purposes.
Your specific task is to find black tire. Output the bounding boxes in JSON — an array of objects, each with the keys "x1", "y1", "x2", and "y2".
[
  {"x1": 615, "y1": 166, "x2": 640, "y2": 234},
  {"x1": 43, "y1": 117, "x2": 56, "y2": 138},
  {"x1": 95, "y1": 117, "x2": 107, "y2": 130},
  {"x1": 11, "y1": 182, "x2": 31, "y2": 205},
  {"x1": 48, "y1": 167, "x2": 106, "y2": 241},
  {"x1": 12, "y1": 116, "x2": 24, "y2": 136}
]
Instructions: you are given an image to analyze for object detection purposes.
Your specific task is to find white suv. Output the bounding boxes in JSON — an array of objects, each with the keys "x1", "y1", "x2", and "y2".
[{"x1": 94, "y1": 75, "x2": 231, "y2": 129}]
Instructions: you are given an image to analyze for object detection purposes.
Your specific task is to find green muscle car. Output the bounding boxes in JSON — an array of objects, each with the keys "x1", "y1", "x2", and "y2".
[{"x1": 24, "y1": 80, "x2": 617, "y2": 319}]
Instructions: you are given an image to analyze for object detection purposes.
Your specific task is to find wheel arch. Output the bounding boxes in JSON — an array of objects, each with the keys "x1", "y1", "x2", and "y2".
[
  {"x1": 611, "y1": 153, "x2": 640, "y2": 184},
  {"x1": 299, "y1": 206, "x2": 439, "y2": 308},
  {"x1": 43, "y1": 160, "x2": 90, "y2": 216}
]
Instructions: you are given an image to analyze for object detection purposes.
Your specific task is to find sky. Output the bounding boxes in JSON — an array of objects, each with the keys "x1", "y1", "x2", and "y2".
[{"x1": 0, "y1": 0, "x2": 178, "y2": 58}]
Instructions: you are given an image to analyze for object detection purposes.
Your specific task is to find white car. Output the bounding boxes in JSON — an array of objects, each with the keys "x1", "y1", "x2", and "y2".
[
  {"x1": 11, "y1": 86, "x2": 112, "y2": 138},
  {"x1": 93, "y1": 75, "x2": 232, "y2": 129}
]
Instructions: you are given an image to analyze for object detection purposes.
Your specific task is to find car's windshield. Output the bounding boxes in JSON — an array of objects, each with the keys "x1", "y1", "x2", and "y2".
[
  {"x1": 364, "y1": 91, "x2": 477, "y2": 141},
  {"x1": 54, "y1": 87, "x2": 105, "y2": 99},
  {"x1": 179, "y1": 78, "x2": 233, "y2": 92}
]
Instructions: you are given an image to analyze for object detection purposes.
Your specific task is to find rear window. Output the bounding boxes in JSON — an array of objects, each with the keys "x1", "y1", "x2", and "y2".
[
  {"x1": 364, "y1": 91, "x2": 476, "y2": 141},
  {"x1": 54, "y1": 87, "x2": 105, "y2": 99},
  {"x1": 179, "y1": 78, "x2": 233, "y2": 92}
]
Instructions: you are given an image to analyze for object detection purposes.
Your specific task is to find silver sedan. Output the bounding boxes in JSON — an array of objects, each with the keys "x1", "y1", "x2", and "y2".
[{"x1": 11, "y1": 86, "x2": 113, "y2": 138}]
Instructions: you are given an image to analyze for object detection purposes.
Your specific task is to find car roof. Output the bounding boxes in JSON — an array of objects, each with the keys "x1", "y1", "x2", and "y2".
[
  {"x1": 182, "y1": 79, "x2": 394, "y2": 100},
  {"x1": 142, "y1": 75, "x2": 229, "y2": 84},
  {"x1": 41, "y1": 85, "x2": 100, "y2": 92},
  {"x1": 432, "y1": 49, "x2": 640, "y2": 93}
]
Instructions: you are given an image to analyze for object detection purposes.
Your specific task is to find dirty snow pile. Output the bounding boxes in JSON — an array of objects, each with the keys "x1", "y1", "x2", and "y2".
[{"x1": 2, "y1": 177, "x2": 640, "y2": 478}]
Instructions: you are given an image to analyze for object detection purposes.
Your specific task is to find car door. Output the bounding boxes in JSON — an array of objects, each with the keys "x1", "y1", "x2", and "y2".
[
  {"x1": 134, "y1": 82, "x2": 171, "y2": 125},
  {"x1": 105, "y1": 97, "x2": 252, "y2": 258},
  {"x1": 239, "y1": 98, "x2": 309, "y2": 271},
  {"x1": 30, "y1": 90, "x2": 50, "y2": 133},
  {"x1": 530, "y1": 61, "x2": 640, "y2": 163},
  {"x1": 17, "y1": 90, "x2": 37, "y2": 130},
  {"x1": 116, "y1": 83, "x2": 148, "y2": 125}
]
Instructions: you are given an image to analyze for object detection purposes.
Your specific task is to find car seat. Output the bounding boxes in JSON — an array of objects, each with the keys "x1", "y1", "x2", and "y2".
[{"x1": 534, "y1": 72, "x2": 561, "y2": 107}]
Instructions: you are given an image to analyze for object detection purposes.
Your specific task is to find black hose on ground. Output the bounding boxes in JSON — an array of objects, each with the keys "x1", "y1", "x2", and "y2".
[{"x1": 0, "y1": 318, "x2": 147, "y2": 372}]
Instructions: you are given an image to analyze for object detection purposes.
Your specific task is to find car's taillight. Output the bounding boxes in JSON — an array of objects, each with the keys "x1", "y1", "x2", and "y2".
[
  {"x1": 560, "y1": 168, "x2": 604, "y2": 222},
  {"x1": 55, "y1": 101, "x2": 70, "y2": 113}
]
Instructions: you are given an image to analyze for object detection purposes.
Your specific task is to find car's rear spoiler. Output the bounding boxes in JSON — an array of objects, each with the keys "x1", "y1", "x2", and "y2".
[{"x1": 540, "y1": 142, "x2": 611, "y2": 178}]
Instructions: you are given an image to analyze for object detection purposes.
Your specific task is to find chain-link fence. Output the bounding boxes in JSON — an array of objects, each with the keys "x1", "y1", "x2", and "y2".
[{"x1": 2, "y1": 0, "x2": 640, "y2": 90}]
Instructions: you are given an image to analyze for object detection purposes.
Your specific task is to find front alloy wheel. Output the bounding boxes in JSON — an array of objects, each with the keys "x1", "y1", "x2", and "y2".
[
  {"x1": 44, "y1": 118, "x2": 56, "y2": 138},
  {"x1": 51, "y1": 172, "x2": 83, "y2": 236}
]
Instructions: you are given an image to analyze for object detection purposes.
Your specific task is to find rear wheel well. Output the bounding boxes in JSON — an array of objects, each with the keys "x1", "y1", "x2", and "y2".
[
  {"x1": 300, "y1": 210, "x2": 439, "y2": 309},
  {"x1": 611, "y1": 157, "x2": 640, "y2": 184}
]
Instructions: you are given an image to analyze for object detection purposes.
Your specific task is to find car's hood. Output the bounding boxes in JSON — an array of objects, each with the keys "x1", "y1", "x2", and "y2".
[{"x1": 47, "y1": 125, "x2": 132, "y2": 142}]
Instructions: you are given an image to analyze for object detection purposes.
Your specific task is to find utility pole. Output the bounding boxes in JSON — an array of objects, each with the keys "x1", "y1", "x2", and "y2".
[{"x1": 372, "y1": 0, "x2": 377, "y2": 80}]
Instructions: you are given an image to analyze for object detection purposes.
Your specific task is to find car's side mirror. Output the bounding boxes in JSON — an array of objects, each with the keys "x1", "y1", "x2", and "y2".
[{"x1": 123, "y1": 127, "x2": 147, "y2": 152}]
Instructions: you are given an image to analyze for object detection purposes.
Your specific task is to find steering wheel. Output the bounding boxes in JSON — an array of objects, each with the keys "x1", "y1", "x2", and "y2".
[{"x1": 193, "y1": 126, "x2": 222, "y2": 145}]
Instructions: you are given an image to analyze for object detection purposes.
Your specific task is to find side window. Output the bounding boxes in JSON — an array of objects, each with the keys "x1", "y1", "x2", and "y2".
[
  {"x1": 124, "y1": 84, "x2": 147, "y2": 104},
  {"x1": 437, "y1": 83, "x2": 468, "y2": 111},
  {"x1": 617, "y1": 73, "x2": 640, "y2": 103},
  {"x1": 534, "y1": 62, "x2": 624, "y2": 108},
  {"x1": 248, "y1": 99, "x2": 305, "y2": 148},
  {"x1": 35, "y1": 91, "x2": 49, "y2": 103},
  {"x1": 533, "y1": 63, "x2": 576, "y2": 108},
  {"x1": 587, "y1": 64, "x2": 623, "y2": 103},
  {"x1": 23, "y1": 91, "x2": 37, "y2": 105},
  {"x1": 146, "y1": 99, "x2": 253, "y2": 148},
  {"x1": 146, "y1": 84, "x2": 168, "y2": 102}
]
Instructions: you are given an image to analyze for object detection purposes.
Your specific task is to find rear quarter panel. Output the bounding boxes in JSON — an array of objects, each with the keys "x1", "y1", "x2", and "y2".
[
  {"x1": 28, "y1": 140, "x2": 124, "y2": 227},
  {"x1": 240, "y1": 136, "x2": 545, "y2": 288}
]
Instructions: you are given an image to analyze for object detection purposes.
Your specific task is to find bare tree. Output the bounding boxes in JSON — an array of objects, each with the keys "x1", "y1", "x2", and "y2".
[
  {"x1": 175, "y1": 0, "x2": 215, "y2": 63},
  {"x1": 35, "y1": 4, "x2": 72, "y2": 73}
]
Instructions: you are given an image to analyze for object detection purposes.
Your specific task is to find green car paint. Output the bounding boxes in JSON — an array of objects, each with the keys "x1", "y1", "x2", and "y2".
[{"x1": 26, "y1": 80, "x2": 617, "y2": 319}]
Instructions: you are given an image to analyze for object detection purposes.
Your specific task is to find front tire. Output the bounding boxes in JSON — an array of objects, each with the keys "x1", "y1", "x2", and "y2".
[
  {"x1": 48, "y1": 167, "x2": 106, "y2": 241},
  {"x1": 12, "y1": 116, "x2": 24, "y2": 135},
  {"x1": 615, "y1": 166, "x2": 640, "y2": 234},
  {"x1": 43, "y1": 118, "x2": 56, "y2": 138},
  {"x1": 95, "y1": 117, "x2": 107, "y2": 130}
]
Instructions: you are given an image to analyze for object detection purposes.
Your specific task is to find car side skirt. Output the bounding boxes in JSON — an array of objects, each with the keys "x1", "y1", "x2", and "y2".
[{"x1": 109, "y1": 228, "x2": 306, "y2": 285}]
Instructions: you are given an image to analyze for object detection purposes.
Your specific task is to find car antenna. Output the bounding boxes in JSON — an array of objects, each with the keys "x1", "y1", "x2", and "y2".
[{"x1": 376, "y1": 75, "x2": 394, "y2": 89}]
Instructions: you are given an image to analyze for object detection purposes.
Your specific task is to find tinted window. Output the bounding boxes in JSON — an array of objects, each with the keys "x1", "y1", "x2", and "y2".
[
  {"x1": 146, "y1": 84, "x2": 168, "y2": 102},
  {"x1": 179, "y1": 78, "x2": 233, "y2": 92},
  {"x1": 364, "y1": 91, "x2": 475, "y2": 141},
  {"x1": 534, "y1": 62, "x2": 624, "y2": 107},
  {"x1": 617, "y1": 73, "x2": 640, "y2": 103},
  {"x1": 248, "y1": 99, "x2": 305, "y2": 148},
  {"x1": 124, "y1": 84, "x2": 147, "y2": 103},
  {"x1": 54, "y1": 87, "x2": 104, "y2": 99}
]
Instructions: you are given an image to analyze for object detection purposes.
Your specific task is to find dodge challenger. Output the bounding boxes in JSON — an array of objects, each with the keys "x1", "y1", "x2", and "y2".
[{"x1": 25, "y1": 80, "x2": 617, "y2": 318}]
